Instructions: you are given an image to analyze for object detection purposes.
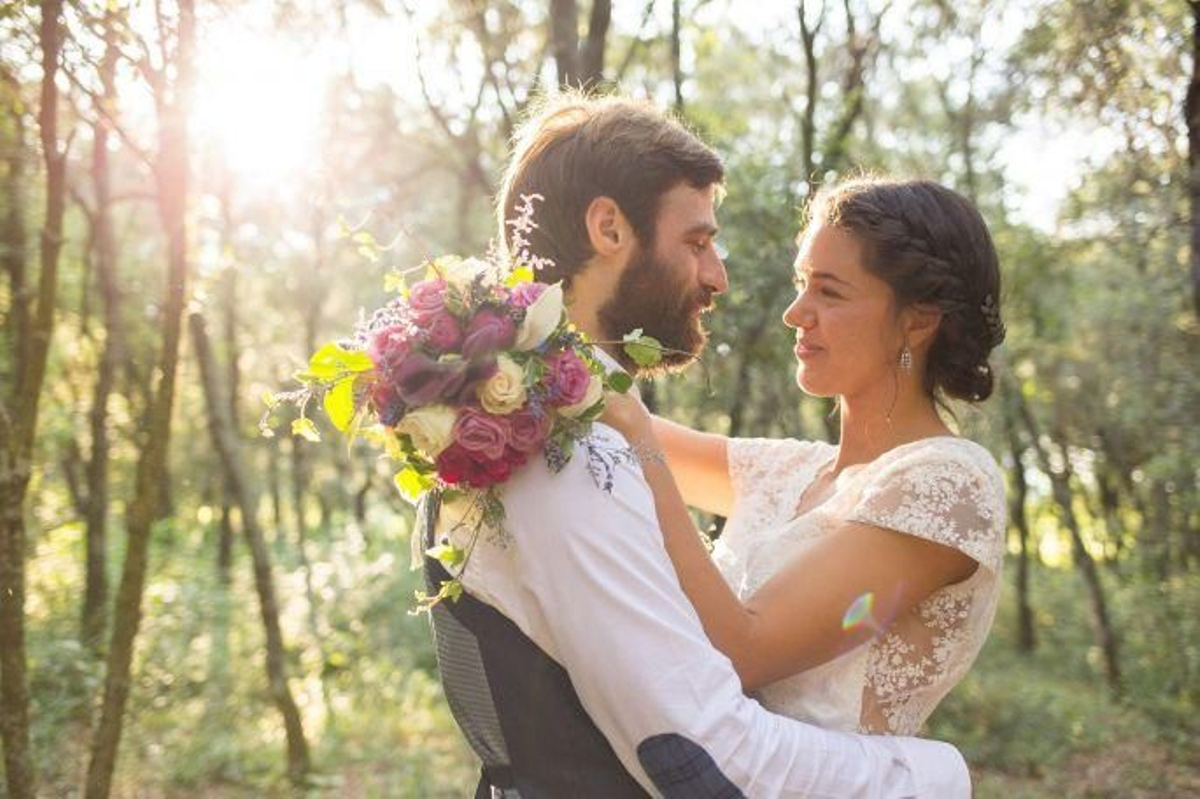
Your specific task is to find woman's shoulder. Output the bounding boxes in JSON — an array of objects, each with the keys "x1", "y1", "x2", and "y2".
[
  {"x1": 853, "y1": 435, "x2": 1008, "y2": 572},
  {"x1": 874, "y1": 435, "x2": 1003, "y2": 487}
]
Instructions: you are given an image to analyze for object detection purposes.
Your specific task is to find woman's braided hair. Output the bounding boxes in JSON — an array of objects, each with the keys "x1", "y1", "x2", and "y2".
[{"x1": 807, "y1": 176, "x2": 1005, "y2": 403}]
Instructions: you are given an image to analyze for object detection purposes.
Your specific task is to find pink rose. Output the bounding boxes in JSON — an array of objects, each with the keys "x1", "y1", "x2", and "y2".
[
  {"x1": 408, "y1": 279, "x2": 447, "y2": 319},
  {"x1": 544, "y1": 349, "x2": 591, "y2": 406},
  {"x1": 508, "y1": 282, "x2": 548, "y2": 309},
  {"x1": 461, "y1": 307, "x2": 517, "y2": 360},
  {"x1": 368, "y1": 325, "x2": 412, "y2": 371},
  {"x1": 508, "y1": 409, "x2": 551, "y2": 453},
  {"x1": 421, "y1": 309, "x2": 463, "y2": 352},
  {"x1": 453, "y1": 407, "x2": 511, "y2": 461}
]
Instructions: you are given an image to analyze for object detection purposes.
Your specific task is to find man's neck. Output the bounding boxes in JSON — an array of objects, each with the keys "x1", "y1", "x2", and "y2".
[{"x1": 564, "y1": 286, "x2": 626, "y2": 367}]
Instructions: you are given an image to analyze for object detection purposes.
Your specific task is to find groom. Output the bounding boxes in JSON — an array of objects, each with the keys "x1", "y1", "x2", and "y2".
[{"x1": 420, "y1": 93, "x2": 971, "y2": 798}]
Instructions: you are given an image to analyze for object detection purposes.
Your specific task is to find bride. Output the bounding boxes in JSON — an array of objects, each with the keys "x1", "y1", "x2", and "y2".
[{"x1": 602, "y1": 176, "x2": 1008, "y2": 736}]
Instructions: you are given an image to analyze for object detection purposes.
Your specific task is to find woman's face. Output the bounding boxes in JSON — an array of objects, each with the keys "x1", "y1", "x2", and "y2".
[{"x1": 782, "y1": 222, "x2": 905, "y2": 399}]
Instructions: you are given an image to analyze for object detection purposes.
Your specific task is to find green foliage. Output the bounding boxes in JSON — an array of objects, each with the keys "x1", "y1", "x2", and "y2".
[{"x1": 5, "y1": 0, "x2": 1200, "y2": 795}]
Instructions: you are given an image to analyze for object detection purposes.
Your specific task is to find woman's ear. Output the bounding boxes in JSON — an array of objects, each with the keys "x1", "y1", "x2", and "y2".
[
  {"x1": 904, "y1": 303, "x2": 942, "y2": 351},
  {"x1": 585, "y1": 196, "x2": 632, "y2": 256}
]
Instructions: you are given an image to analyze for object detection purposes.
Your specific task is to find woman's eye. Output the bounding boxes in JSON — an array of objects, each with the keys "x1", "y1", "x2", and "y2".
[{"x1": 821, "y1": 287, "x2": 843, "y2": 299}]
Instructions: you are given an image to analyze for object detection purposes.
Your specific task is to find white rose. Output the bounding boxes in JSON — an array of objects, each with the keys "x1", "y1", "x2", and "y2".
[
  {"x1": 434, "y1": 256, "x2": 493, "y2": 290},
  {"x1": 477, "y1": 354, "x2": 527, "y2": 415},
  {"x1": 513, "y1": 282, "x2": 564, "y2": 351},
  {"x1": 558, "y1": 372, "x2": 604, "y2": 417},
  {"x1": 394, "y1": 404, "x2": 457, "y2": 457}
]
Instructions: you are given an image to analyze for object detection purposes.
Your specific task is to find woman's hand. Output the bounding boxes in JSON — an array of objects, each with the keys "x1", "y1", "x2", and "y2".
[{"x1": 599, "y1": 389, "x2": 655, "y2": 443}]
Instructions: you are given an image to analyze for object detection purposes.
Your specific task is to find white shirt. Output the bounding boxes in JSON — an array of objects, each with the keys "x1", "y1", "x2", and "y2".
[{"x1": 439, "y1": 418, "x2": 972, "y2": 797}]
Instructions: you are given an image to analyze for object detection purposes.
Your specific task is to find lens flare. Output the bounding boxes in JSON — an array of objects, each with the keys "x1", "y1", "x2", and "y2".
[{"x1": 842, "y1": 591, "x2": 876, "y2": 631}]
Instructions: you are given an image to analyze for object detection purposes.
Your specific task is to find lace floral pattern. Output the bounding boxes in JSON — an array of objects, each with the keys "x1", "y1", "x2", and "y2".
[{"x1": 721, "y1": 436, "x2": 1005, "y2": 736}]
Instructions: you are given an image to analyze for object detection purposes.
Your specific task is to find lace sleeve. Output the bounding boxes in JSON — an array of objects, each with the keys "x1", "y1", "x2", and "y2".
[{"x1": 848, "y1": 441, "x2": 1007, "y2": 574}]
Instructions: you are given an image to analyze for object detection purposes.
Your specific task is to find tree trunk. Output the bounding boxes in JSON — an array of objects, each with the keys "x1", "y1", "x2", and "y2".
[
  {"x1": 550, "y1": 0, "x2": 609, "y2": 88},
  {"x1": 671, "y1": 0, "x2": 684, "y2": 112},
  {"x1": 550, "y1": 0, "x2": 580, "y2": 87},
  {"x1": 1187, "y1": 0, "x2": 1200, "y2": 316},
  {"x1": 798, "y1": 0, "x2": 823, "y2": 190},
  {"x1": 216, "y1": 182, "x2": 238, "y2": 582},
  {"x1": 581, "y1": 0, "x2": 611, "y2": 86},
  {"x1": 1019, "y1": 401, "x2": 1122, "y2": 695},
  {"x1": 81, "y1": 6, "x2": 123, "y2": 652},
  {"x1": 86, "y1": 3, "x2": 195, "y2": 795},
  {"x1": 1001, "y1": 384, "x2": 1036, "y2": 653},
  {"x1": 1, "y1": 64, "x2": 29, "y2": 393},
  {"x1": 1, "y1": 3, "x2": 67, "y2": 793},
  {"x1": 189, "y1": 311, "x2": 311, "y2": 784}
]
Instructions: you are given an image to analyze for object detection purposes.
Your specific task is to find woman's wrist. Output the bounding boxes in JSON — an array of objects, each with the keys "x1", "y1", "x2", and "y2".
[{"x1": 627, "y1": 432, "x2": 666, "y2": 468}]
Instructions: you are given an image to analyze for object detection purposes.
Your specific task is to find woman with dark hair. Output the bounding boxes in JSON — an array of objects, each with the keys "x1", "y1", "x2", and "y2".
[{"x1": 602, "y1": 176, "x2": 1008, "y2": 735}]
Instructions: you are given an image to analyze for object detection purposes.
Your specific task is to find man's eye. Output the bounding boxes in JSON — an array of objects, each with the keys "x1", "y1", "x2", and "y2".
[{"x1": 690, "y1": 241, "x2": 708, "y2": 254}]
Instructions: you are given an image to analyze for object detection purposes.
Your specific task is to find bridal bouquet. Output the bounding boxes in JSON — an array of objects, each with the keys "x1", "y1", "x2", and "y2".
[{"x1": 265, "y1": 197, "x2": 657, "y2": 610}]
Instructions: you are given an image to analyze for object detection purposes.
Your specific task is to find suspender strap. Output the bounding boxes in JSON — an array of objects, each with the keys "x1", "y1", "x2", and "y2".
[{"x1": 422, "y1": 492, "x2": 520, "y2": 795}]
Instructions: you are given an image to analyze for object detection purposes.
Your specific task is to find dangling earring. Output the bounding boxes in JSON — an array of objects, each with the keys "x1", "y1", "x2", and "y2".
[{"x1": 898, "y1": 345, "x2": 913, "y2": 371}]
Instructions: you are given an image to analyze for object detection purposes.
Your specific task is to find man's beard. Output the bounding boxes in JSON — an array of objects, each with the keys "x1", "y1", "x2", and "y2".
[{"x1": 597, "y1": 242, "x2": 715, "y2": 375}]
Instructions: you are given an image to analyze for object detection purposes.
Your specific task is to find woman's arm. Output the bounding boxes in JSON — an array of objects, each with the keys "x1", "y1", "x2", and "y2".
[
  {"x1": 602, "y1": 394, "x2": 978, "y2": 693},
  {"x1": 650, "y1": 415, "x2": 733, "y2": 517}
]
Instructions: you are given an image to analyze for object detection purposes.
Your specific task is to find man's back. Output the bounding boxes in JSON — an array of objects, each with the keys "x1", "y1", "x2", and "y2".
[{"x1": 421, "y1": 492, "x2": 650, "y2": 797}]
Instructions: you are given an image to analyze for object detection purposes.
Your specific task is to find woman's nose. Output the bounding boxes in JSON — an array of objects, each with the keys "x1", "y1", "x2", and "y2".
[{"x1": 782, "y1": 292, "x2": 813, "y2": 329}]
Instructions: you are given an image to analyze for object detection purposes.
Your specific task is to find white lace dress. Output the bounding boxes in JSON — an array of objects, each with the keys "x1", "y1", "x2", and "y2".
[{"x1": 715, "y1": 436, "x2": 1007, "y2": 736}]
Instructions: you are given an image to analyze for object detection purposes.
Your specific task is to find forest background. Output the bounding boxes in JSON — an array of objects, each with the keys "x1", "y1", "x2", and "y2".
[{"x1": 1, "y1": 0, "x2": 1198, "y2": 796}]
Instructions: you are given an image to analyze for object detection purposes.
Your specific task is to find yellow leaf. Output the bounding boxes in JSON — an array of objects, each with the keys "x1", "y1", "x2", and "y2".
[{"x1": 292, "y1": 418, "x2": 321, "y2": 442}]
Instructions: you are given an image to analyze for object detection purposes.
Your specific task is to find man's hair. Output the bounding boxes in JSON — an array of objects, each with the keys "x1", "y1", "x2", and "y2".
[{"x1": 497, "y1": 92, "x2": 724, "y2": 286}]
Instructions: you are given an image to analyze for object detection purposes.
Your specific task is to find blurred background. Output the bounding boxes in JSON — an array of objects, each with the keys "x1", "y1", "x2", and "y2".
[{"x1": 0, "y1": 0, "x2": 1196, "y2": 796}]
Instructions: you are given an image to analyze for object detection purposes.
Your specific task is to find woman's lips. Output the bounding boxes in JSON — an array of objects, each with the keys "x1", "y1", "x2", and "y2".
[{"x1": 794, "y1": 341, "x2": 823, "y2": 360}]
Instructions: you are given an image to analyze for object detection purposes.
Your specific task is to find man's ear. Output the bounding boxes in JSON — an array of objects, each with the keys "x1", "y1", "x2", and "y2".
[
  {"x1": 585, "y1": 196, "x2": 632, "y2": 256},
  {"x1": 904, "y1": 303, "x2": 942, "y2": 351}
]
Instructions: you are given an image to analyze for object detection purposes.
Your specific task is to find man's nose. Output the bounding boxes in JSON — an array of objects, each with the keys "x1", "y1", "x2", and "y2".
[{"x1": 701, "y1": 249, "x2": 729, "y2": 296}]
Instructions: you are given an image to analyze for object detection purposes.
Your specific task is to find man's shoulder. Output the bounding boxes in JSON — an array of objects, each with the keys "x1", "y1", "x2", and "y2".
[{"x1": 501, "y1": 425, "x2": 656, "y2": 543}]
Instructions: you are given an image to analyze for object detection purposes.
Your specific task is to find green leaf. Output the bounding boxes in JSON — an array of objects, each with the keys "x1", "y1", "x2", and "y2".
[
  {"x1": 623, "y1": 333, "x2": 663, "y2": 368},
  {"x1": 425, "y1": 543, "x2": 466, "y2": 568},
  {"x1": 261, "y1": 390, "x2": 280, "y2": 410},
  {"x1": 292, "y1": 418, "x2": 321, "y2": 442},
  {"x1": 344, "y1": 402, "x2": 369, "y2": 454},
  {"x1": 323, "y1": 378, "x2": 356, "y2": 432},
  {"x1": 607, "y1": 371, "x2": 634, "y2": 394},
  {"x1": 394, "y1": 466, "x2": 434, "y2": 503},
  {"x1": 303, "y1": 343, "x2": 374, "y2": 382}
]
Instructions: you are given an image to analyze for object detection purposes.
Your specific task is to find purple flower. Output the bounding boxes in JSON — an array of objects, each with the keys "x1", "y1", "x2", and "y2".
[
  {"x1": 392, "y1": 352, "x2": 471, "y2": 407},
  {"x1": 368, "y1": 325, "x2": 412, "y2": 371},
  {"x1": 461, "y1": 307, "x2": 517, "y2": 360},
  {"x1": 408, "y1": 279, "x2": 448, "y2": 319},
  {"x1": 420, "y1": 309, "x2": 464, "y2": 353},
  {"x1": 452, "y1": 407, "x2": 511, "y2": 461},
  {"x1": 543, "y1": 349, "x2": 591, "y2": 406},
  {"x1": 508, "y1": 408, "x2": 551, "y2": 453},
  {"x1": 508, "y1": 282, "x2": 548, "y2": 309},
  {"x1": 372, "y1": 383, "x2": 406, "y2": 426}
]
